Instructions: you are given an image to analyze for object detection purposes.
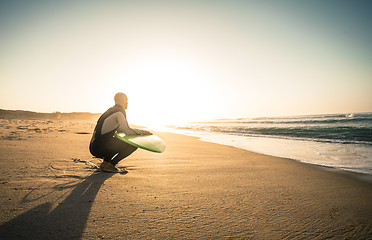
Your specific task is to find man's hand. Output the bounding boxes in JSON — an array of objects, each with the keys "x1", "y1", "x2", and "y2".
[{"x1": 135, "y1": 129, "x2": 152, "y2": 135}]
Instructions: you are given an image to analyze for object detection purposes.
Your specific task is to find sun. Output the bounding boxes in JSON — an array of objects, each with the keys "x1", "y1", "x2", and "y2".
[{"x1": 107, "y1": 55, "x2": 216, "y2": 127}]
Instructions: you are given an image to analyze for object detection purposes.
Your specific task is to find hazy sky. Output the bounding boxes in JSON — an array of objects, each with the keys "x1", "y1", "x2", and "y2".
[{"x1": 1, "y1": 0, "x2": 371, "y2": 124}]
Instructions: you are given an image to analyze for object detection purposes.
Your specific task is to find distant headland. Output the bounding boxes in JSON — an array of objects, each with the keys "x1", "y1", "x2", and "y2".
[{"x1": 0, "y1": 109, "x2": 101, "y2": 120}]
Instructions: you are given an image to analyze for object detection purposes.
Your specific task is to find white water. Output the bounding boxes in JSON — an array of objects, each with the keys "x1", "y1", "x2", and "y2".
[{"x1": 158, "y1": 127, "x2": 372, "y2": 175}]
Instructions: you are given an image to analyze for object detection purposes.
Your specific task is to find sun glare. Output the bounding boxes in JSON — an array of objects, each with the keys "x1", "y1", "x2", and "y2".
[{"x1": 109, "y1": 55, "x2": 216, "y2": 127}]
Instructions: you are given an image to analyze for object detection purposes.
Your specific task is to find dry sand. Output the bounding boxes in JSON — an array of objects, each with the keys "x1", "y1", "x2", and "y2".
[{"x1": 0, "y1": 119, "x2": 371, "y2": 239}]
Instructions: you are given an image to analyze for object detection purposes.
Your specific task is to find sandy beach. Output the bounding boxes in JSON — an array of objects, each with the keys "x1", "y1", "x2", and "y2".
[{"x1": 0, "y1": 118, "x2": 371, "y2": 239}]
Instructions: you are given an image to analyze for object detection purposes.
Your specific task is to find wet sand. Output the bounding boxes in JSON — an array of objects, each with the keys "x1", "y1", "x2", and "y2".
[{"x1": 0, "y1": 119, "x2": 371, "y2": 239}]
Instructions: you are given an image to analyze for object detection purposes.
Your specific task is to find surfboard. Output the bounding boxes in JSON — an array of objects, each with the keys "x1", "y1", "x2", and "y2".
[{"x1": 115, "y1": 132, "x2": 166, "y2": 153}]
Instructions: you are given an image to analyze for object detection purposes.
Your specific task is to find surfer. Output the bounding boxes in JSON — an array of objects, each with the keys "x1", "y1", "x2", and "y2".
[{"x1": 89, "y1": 92, "x2": 151, "y2": 172}]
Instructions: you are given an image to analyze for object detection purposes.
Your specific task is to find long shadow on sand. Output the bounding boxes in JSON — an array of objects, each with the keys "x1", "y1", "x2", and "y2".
[{"x1": 0, "y1": 172, "x2": 112, "y2": 239}]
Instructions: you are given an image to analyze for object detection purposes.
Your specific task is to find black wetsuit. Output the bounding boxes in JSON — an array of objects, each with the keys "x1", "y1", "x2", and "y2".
[{"x1": 89, "y1": 104, "x2": 137, "y2": 165}]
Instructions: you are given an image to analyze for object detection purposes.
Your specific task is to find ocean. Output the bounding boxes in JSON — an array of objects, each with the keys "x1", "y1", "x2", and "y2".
[{"x1": 169, "y1": 113, "x2": 372, "y2": 175}]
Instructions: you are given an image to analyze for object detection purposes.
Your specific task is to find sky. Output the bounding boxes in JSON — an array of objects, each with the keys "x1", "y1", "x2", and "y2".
[{"x1": 0, "y1": 0, "x2": 371, "y2": 125}]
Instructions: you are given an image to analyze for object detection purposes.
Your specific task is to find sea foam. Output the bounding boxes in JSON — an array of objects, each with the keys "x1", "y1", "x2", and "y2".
[{"x1": 167, "y1": 113, "x2": 372, "y2": 175}]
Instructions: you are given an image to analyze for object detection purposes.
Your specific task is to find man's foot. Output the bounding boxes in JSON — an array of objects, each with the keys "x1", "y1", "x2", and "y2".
[
  {"x1": 101, "y1": 162, "x2": 121, "y2": 173},
  {"x1": 99, "y1": 160, "x2": 109, "y2": 170}
]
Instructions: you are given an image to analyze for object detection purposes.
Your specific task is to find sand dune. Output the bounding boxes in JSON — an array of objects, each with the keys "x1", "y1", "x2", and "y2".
[{"x1": 0, "y1": 109, "x2": 100, "y2": 120}]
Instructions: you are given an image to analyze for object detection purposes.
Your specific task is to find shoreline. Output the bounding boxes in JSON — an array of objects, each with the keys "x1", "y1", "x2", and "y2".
[
  {"x1": 196, "y1": 134, "x2": 372, "y2": 184},
  {"x1": 0, "y1": 119, "x2": 371, "y2": 239},
  {"x1": 160, "y1": 126, "x2": 372, "y2": 179}
]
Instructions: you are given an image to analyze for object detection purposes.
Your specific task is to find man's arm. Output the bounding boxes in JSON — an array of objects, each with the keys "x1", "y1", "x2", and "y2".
[{"x1": 116, "y1": 112, "x2": 151, "y2": 135}]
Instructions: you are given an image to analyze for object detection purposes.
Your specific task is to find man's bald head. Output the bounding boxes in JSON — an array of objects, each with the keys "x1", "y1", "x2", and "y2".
[{"x1": 114, "y1": 92, "x2": 128, "y2": 109}]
